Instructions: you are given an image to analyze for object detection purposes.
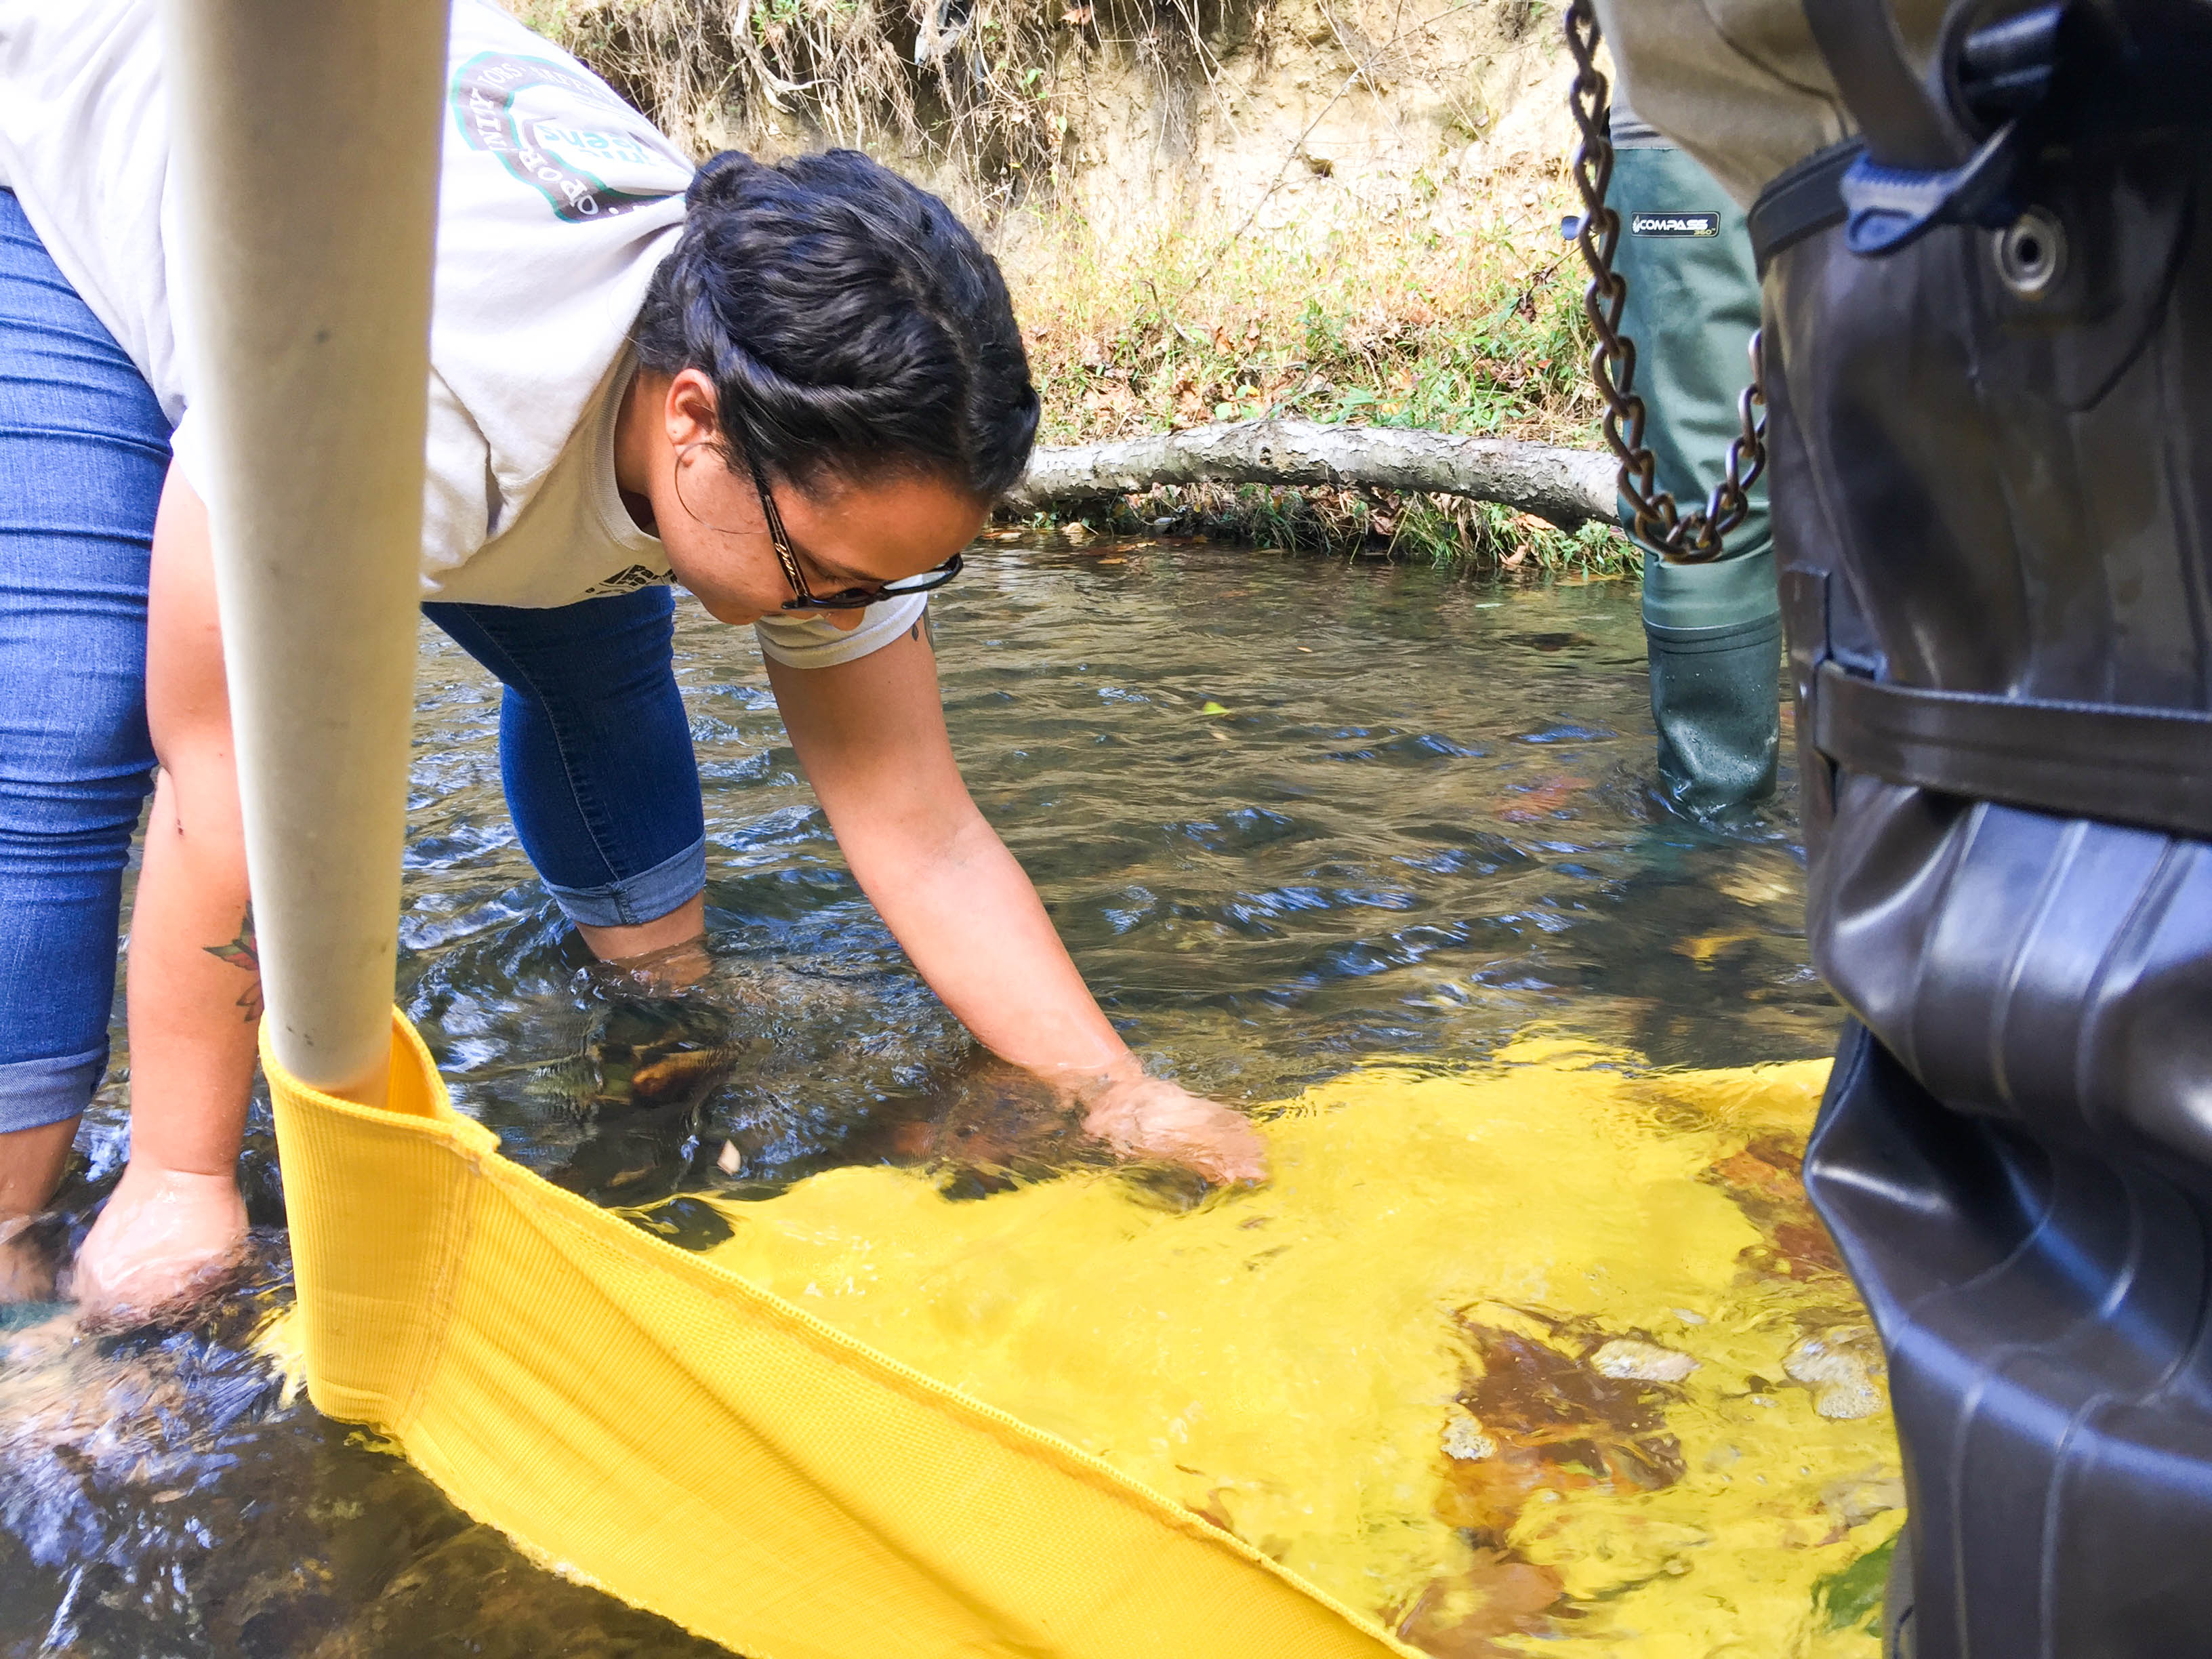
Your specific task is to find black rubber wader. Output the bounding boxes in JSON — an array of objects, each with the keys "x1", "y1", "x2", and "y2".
[
  {"x1": 1610, "y1": 119, "x2": 1782, "y2": 814},
  {"x1": 1763, "y1": 56, "x2": 2212, "y2": 1657}
]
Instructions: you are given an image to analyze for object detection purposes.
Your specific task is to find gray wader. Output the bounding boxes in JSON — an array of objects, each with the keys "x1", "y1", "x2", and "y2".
[
  {"x1": 1610, "y1": 113, "x2": 1780, "y2": 814},
  {"x1": 1748, "y1": 3, "x2": 2212, "y2": 1652}
]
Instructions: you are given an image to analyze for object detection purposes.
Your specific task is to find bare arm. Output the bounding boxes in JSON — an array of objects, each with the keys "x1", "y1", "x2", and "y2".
[
  {"x1": 73, "y1": 465, "x2": 258, "y2": 1319},
  {"x1": 768, "y1": 621, "x2": 1122, "y2": 1076},
  {"x1": 766, "y1": 620, "x2": 1265, "y2": 1181}
]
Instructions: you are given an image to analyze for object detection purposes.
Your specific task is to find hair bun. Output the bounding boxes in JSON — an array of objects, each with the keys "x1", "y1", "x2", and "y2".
[
  {"x1": 685, "y1": 150, "x2": 758, "y2": 211},
  {"x1": 635, "y1": 147, "x2": 1038, "y2": 499}
]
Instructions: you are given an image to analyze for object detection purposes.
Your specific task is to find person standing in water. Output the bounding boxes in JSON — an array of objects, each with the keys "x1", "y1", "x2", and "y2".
[
  {"x1": 1595, "y1": 0, "x2": 2212, "y2": 1650},
  {"x1": 0, "y1": 0, "x2": 1263, "y2": 1322},
  {"x1": 1605, "y1": 104, "x2": 1780, "y2": 817}
]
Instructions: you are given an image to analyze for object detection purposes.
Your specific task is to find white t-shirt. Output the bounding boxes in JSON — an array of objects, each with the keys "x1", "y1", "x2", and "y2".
[{"x1": 0, "y1": 0, "x2": 922, "y2": 668}]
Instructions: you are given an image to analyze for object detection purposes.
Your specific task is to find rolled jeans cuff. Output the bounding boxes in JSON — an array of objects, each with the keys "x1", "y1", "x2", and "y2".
[
  {"x1": 0, "y1": 1043, "x2": 105, "y2": 1133},
  {"x1": 541, "y1": 836, "x2": 706, "y2": 930}
]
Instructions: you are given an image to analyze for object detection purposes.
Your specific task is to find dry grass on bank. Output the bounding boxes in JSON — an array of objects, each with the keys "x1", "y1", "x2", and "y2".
[
  {"x1": 516, "y1": 0, "x2": 1139, "y2": 194},
  {"x1": 1002, "y1": 206, "x2": 1630, "y2": 573}
]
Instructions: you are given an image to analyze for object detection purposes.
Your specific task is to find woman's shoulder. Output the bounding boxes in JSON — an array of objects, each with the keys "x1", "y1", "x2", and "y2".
[
  {"x1": 428, "y1": 3, "x2": 694, "y2": 535},
  {"x1": 441, "y1": 0, "x2": 695, "y2": 229}
]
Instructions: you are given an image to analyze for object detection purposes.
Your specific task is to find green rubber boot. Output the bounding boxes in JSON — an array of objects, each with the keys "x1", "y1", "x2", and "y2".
[
  {"x1": 1610, "y1": 117, "x2": 1780, "y2": 813},
  {"x1": 1643, "y1": 549, "x2": 1781, "y2": 812}
]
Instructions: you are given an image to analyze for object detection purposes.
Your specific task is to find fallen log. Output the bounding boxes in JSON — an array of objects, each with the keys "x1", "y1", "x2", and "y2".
[{"x1": 1005, "y1": 418, "x2": 1618, "y2": 530}]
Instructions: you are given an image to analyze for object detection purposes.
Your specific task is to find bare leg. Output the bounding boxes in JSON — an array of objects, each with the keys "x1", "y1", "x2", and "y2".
[
  {"x1": 577, "y1": 892, "x2": 707, "y2": 967},
  {"x1": 0, "y1": 1118, "x2": 77, "y2": 1218}
]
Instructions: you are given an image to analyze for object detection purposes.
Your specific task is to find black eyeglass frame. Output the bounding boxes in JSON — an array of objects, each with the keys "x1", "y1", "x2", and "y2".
[{"x1": 743, "y1": 452, "x2": 964, "y2": 612}]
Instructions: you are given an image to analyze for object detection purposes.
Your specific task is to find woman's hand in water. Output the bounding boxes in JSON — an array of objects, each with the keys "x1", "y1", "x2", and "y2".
[
  {"x1": 70, "y1": 1165, "x2": 247, "y2": 1330},
  {"x1": 1079, "y1": 1072, "x2": 1269, "y2": 1185}
]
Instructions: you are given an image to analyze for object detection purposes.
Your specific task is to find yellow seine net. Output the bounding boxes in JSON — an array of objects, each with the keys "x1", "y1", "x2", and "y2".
[{"x1": 264, "y1": 1014, "x2": 1897, "y2": 1659}]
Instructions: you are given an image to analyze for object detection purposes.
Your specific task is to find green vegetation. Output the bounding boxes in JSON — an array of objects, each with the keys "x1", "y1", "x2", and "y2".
[
  {"x1": 1022, "y1": 223, "x2": 1591, "y2": 445},
  {"x1": 1010, "y1": 205, "x2": 1631, "y2": 573},
  {"x1": 1813, "y1": 1533, "x2": 1896, "y2": 1636}
]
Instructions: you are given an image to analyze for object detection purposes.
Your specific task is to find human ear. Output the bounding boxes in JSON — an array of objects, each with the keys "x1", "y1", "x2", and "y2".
[{"x1": 662, "y1": 368, "x2": 721, "y2": 450}]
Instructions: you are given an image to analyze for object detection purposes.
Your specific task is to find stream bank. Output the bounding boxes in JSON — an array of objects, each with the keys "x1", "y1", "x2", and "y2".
[{"x1": 518, "y1": 0, "x2": 1624, "y2": 568}]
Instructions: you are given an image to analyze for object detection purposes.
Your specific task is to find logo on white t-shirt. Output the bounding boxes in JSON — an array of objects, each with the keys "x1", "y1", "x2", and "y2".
[
  {"x1": 451, "y1": 52, "x2": 689, "y2": 223},
  {"x1": 581, "y1": 562, "x2": 675, "y2": 598}
]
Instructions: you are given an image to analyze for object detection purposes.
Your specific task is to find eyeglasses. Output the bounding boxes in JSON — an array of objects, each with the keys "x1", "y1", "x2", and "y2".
[{"x1": 743, "y1": 452, "x2": 964, "y2": 612}]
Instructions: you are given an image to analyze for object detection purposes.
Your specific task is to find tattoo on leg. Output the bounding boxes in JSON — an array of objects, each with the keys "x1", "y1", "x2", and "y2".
[{"x1": 204, "y1": 903, "x2": 264, "y2": 1023}]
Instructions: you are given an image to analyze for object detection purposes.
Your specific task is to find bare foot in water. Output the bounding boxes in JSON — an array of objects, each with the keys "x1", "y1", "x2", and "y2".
[
  {"x1": 1081, "y1": 1076, "x2": 1269, "y2": 1185},
  {"x1": 69, "y1": 1164, "x2": 247, "y2": 1330}
]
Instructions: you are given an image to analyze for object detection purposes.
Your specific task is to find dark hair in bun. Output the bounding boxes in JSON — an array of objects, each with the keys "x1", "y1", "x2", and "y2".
[{"x1": 633, "y1": 148, "x2": 1038, "y2": 500}]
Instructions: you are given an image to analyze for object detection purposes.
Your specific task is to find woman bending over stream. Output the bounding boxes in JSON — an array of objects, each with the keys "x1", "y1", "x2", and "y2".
[{"x1": 0, "y1": 0, "x2": 1263, "y2": 1323}]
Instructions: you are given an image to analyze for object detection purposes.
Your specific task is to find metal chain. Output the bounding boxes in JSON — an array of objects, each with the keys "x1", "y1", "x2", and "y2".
[{"x1": 1563, "y1": 0, "x2": 1767, "y2": 563}]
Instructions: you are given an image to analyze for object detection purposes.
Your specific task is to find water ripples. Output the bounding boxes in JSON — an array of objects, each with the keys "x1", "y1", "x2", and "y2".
[{"x1": 0, "y1": 539, "x2": 1838, "y2": 1654}]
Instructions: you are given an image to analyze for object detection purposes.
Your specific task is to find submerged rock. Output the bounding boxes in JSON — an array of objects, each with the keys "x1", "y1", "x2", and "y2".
[
  {"x1": 1588, "y1": 1338, "x2": 1699, "y2": 1384},
  {"x1": 1441, "y1": 1406, "x2": 1496, "y2": 1462},
  {"x1": 1785, "y1": 1325, "x2": 1888, "y2": 1421}
]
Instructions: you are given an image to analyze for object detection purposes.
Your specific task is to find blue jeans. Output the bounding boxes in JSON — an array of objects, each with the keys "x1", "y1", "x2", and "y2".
[
  {"x1": 0, "y1": 189, "x2": 705, "y2": 1134},
  {"x1": 422, "y1": 594, "x2": 703, "y2": 930}
]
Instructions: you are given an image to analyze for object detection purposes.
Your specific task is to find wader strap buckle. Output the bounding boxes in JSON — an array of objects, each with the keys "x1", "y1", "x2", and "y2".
[
  {"x1": 1798, "y1": 0, "x2": 2070, "y2": 256},
  {"x1": 1746, "y1": 129, "x2": 2016, "y2": 268},
  {"x1": 1812, "y1": 661, "x2": 2212, "y2": 841},
  {"x1": 1833, "y1": 125, "x2": 2022, "y2": 255},
  {"x1": 1747, "y1": 140, "x2": 1860, "y2": 274}
]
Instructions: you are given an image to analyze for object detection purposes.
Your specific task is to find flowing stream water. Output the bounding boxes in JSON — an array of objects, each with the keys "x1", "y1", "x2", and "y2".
[{"x1": 0, "y1": 537, "x2": 1885, "y2": 1657}]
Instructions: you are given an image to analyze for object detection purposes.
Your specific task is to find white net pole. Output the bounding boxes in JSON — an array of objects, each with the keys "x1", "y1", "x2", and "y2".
[{"x1": 163, "y1": 0, "x2": 449, "y2": 1106}]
